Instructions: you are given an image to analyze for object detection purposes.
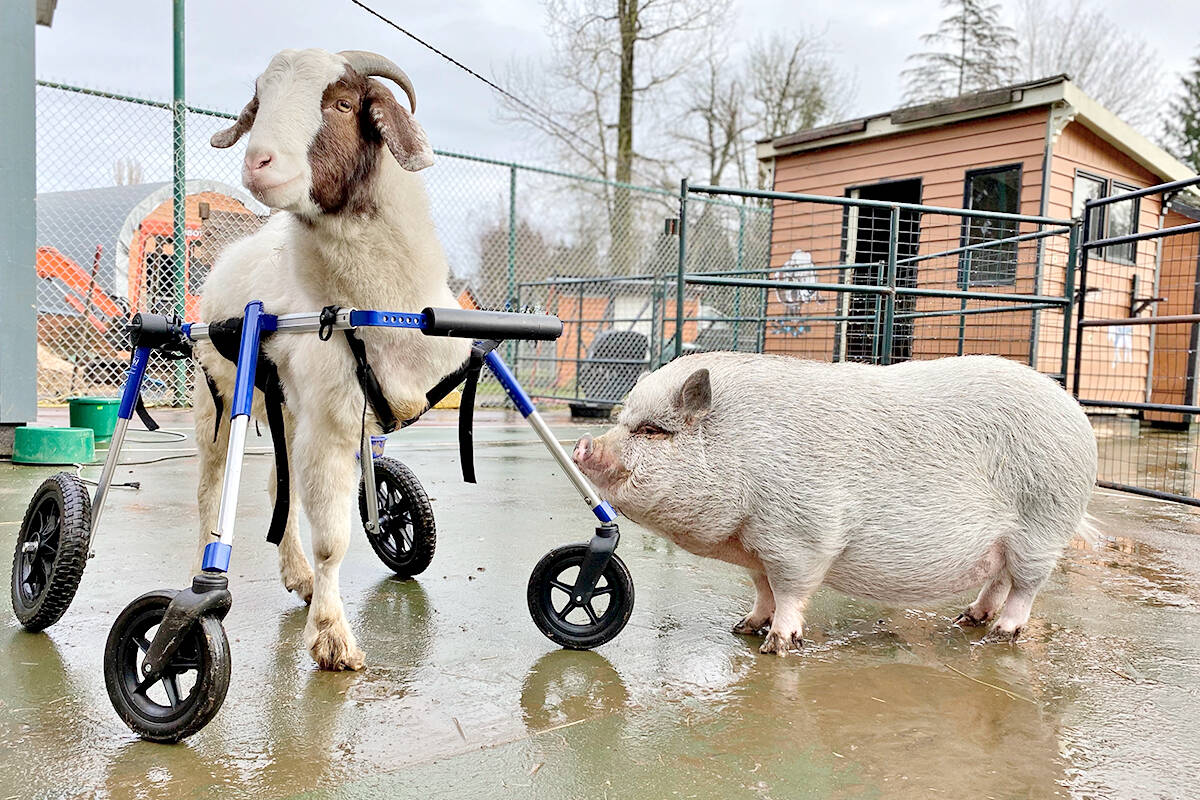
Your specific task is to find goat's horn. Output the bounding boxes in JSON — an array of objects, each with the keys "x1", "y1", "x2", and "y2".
[{"x1": 338, "y1": 50, "x2": 417, "y2": 113}]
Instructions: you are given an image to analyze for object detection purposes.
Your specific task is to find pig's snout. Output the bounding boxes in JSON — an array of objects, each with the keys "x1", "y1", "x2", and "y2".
[{"x1": 573, "y1": 434, "x2": 594, "y2": 465}]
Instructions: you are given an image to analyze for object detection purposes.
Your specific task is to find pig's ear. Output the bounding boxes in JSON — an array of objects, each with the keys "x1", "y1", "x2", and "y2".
[{"x1": 676, "y1": 368, "x2": 711, "y2": 424}]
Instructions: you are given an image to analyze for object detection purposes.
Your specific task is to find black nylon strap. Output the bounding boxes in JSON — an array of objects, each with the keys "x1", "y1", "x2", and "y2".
[
  {"x1": 203, "y1": 368, "x2": 224, "y2": 442},
  {"x1": 263, "y1": 372, "x2": 290, "y2": 546},
  {"x1": 457, "y1": 340, "x2": 499, "y2": 484},
  {"x1": 134, "y1": 392, "x2": 160, "y2": 432},
  {"x1": 459, "y1": 355, "x2": 483, "y2": 484},
  {"x1": 344, "y1": 329, "x2": 399, "y2": 434}
]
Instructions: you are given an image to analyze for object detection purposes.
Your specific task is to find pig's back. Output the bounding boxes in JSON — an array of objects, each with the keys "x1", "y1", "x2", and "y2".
[{"x1": 688, "y1": 352, "x2": 1096, "y2": 600}]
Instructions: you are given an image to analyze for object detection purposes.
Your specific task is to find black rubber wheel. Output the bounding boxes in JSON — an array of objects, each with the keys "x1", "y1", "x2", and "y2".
[
  {"x1": 11, "y1": 472, "x2": 92, "y2": 632},
  {"x1": 358, "y1": 456, "x2": 436, "y2": 577},
  {"x1": 527, "y1": 544, "x2": 634, "y2": 650},
  {"x1": 104, "y1": 589, "x2": 231, "y2": 743}
]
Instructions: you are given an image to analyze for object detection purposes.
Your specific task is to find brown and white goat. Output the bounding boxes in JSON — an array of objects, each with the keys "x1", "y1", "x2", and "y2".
[{"x1": 196, "y1": 48, "x2": 470, "y2": 670}]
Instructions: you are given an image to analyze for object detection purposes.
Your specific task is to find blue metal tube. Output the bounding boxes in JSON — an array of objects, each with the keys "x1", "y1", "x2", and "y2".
[
  {"x1": 484, "y1": 350, "x2": 535, "y2": 416},
  {"x1": 117, "y1": 346, "x2": 152, "y2": 420},
  {"x1": 230, "y1": 301, "x2": 267, "y2": 417}
]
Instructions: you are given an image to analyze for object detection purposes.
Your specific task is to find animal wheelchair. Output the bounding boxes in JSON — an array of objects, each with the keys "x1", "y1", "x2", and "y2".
[{"x1": 10, "y1": 302, "x2": 634, "y2": 742}]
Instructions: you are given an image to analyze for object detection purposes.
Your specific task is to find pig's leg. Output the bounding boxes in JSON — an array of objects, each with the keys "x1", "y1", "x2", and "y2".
[
  {"x1": 984, "y1": 584, "x2": 1038, "y2": 642},
  {"x1": 954, "y1": 570, "x2": 1012, "y2": 627},
  {"x1": 733, "y1": 571, "x2": 774, "y2": 635},
  {"x1": 759, "y1": 557, "x2": 832, "y2": 656},
  {"x1": 982, "y1": 544, "x2": 1055, "y2": 641}
]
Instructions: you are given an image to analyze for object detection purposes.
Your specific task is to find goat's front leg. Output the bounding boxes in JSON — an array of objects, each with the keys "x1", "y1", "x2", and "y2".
[{"x1": 294, "y1": 418, "x2": 364, "y2": 671}]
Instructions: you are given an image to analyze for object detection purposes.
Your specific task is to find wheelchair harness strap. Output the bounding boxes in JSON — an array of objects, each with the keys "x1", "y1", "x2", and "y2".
[{"x1": 204, "y1": 310, "x2": 495, "y2": 546}]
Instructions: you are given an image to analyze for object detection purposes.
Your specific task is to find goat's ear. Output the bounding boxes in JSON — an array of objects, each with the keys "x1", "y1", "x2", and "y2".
[
  {"x1": 211, "y1": 96, "x2": 258, "y2": 148},
  {"x1": 364, "y1": 80, "x2": 434, "y2": 172},
  {"x1": 675, "y1": 368, "x2": 712, "y2": 424}
]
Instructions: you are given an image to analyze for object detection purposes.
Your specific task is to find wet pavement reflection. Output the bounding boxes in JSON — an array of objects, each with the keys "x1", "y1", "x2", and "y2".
[{"x1": 2, "y1": 410, "x2": 1199, "y2": 798}]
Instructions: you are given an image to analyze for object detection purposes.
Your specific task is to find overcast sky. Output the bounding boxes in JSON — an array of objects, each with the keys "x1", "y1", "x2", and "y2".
[{"x1": 35, "y1": 0, "x2": 1199, "y2": 167}]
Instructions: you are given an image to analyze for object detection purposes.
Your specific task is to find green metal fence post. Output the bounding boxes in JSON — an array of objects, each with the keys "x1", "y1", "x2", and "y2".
[
  {"x1": 675, "y1": 179, "x2": 688, "y2": 359},
  {"x1": 575, "y1": 281, "x2": 584, "y2": 400},
  {"x1": 1059, "y1": 223, "x2": 1079, "y2": 388},
  {"x1": 880, "y1": 206, "x2": 899, "y2": 365},
  {"x1": 733, "y1": 205, "x2": 744, "y2": 351},
  {"x1": 171, "y1": 0, "x2": 187, "y2": 405},
  {"x1": 506, "y1": 164, "x2": 517, "y2": 363}
]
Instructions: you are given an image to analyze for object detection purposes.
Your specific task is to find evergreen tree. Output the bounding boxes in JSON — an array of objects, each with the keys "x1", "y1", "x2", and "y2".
[
  {"x1": 902, "y1": 0, "x2": 1017, "y2": 105},
  {"x1": 1164, "y1": 50, "x2": 1200, "y2": 173}
]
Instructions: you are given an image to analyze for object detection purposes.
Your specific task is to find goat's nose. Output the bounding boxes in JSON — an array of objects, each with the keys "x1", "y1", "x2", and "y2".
[{"x1": 245, "y1": 150, "x2": 274, "y2": 172}]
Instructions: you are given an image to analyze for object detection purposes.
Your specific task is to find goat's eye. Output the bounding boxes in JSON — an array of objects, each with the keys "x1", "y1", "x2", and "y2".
[
  {"x1": 335, "y1": 99, "x2": 353, "y2": 113},
  {"x1": 633, "y1": 423, "x2": 669, "y2": 438}
]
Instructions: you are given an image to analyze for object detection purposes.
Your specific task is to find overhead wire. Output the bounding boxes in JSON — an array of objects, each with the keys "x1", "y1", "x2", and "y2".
[{"x1": 346, "y1": 0, "x2": 603, "y2": 159}]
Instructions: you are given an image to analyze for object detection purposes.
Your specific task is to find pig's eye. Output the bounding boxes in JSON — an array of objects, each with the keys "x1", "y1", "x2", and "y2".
[{"x1": 633, "y1": 423, "x2": 669, "y2": 438}]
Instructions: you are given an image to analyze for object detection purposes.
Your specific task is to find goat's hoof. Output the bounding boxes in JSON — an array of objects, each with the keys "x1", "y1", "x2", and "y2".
[
  {"x1": 310, "y1": 635, "x2": 366, "y2": 671},
  {"x1": 759, "y1": 629, "x2": 803, "y2": 656},
  {"x1": 307, "y1": 622, "x2": 366, "y2": 671}
]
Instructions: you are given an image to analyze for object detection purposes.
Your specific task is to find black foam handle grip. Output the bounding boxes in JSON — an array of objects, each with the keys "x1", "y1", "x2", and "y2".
[{"x1": 420, "y1": 307, "x2": 563, "y2": 341}]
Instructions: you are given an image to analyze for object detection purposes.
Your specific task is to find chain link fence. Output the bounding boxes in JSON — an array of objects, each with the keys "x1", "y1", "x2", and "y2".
[{"x1": 35, "y1": 80, "x2": 769, "y2": 408}]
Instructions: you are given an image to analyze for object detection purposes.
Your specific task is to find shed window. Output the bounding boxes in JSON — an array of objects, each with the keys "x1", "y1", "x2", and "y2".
[
  {"x1": 1105, "y1": 182, "x2": 1140, "y2": 265},
  {"x1": 1072, "y1": 172, "x2": 1106, "y2": 227},
  {"x1": 960, "y1": 164, "x2": 1021, "y2": 285}
]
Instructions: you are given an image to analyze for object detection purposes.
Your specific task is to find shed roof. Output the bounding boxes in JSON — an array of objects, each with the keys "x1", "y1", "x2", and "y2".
[{"x1": 757, "y1": 76, "x2": 1196, "y2": 185}]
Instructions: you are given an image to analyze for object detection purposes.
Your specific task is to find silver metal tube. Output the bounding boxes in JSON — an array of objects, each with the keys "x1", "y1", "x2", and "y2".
[
  {"x1": 274, "y1": 308, "x2": 355, "y2": 332},
  {"x1": 361, "y1": 427, "x2": 380, "y2": 533},
  {"x1": 527, "y1": 409, "x2": 604, "y2": 510},
  {"x1": 187, "y1": 309, "x2": 356, "y2": 341},
  {"x1": 213, "y1": 414, "x2": 251, "y2": 545},
  {"x1": 86, "y1": 415, "x2": 130, "y2": 554}
]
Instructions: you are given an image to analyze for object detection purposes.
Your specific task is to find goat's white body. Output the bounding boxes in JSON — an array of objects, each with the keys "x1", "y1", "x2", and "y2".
[{"x1": 195, "y1": 147, "x2": 469, "y2": 670}]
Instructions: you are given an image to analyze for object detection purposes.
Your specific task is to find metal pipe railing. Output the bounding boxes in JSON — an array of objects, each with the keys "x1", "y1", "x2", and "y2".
[
  {"x1": 1081, "y1": 175, "x2": 1200, "y2": 209},
  {"x1": 689, "y1": 183, "x2": 1072, "y2": 226}
]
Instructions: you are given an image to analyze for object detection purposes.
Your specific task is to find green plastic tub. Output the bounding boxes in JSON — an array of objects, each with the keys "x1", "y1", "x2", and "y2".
[
  {"x1": 68, "y1": 396, "x2": 120, "y2": 442},
  {"x1": 12, "y1": 426, "x2": 95, "y2": 465}
]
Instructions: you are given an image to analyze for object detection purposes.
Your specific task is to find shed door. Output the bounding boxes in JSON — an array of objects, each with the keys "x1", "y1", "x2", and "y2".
[{"x1": 840, "y1": 179, "x2": 922, "y2": 362}]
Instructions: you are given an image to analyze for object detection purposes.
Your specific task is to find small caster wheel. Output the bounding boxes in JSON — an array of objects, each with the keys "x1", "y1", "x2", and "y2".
[
  {"x1": 104, "y1": 589, "x2": 231, "y2": 743},
  {"x1": 11, "y1": 472, "x2": 92, "y2": 631},
  {"x1": 527, "y1": 544, "x2": 634, "y2": 650},
  {"x1": 359, "y1": 456, "x2": 436, "y2": 577}
]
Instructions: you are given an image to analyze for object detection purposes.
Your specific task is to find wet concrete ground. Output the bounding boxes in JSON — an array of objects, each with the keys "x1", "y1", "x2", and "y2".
[{"x1": 3, "y1": 408, "x2": 1200, "y2": 799}]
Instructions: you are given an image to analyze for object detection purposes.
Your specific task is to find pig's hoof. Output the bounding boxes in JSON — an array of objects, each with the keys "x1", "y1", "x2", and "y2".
[
  {"x1": 953, "y1": 610, "x2": 988, "y2": 628},
  {"x1": 759, "y1": 630, "x2": 803, "y2": 655},
  {"x1": 980, "y1": 626, "x2": 1022, "y2": 644},
  {"x1": 733, "y1": 616, "x2": 769, "y2": 635}
]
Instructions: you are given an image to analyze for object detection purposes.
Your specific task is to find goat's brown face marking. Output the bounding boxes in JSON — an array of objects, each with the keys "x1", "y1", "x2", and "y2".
[{"x1": 307, "y1": 69, "x2": 382, "y2": 216}]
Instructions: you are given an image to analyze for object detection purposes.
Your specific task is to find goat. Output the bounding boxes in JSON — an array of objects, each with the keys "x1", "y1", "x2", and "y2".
[{"x1": 195, "y1": 48, "x2": 471, "y2": 670}]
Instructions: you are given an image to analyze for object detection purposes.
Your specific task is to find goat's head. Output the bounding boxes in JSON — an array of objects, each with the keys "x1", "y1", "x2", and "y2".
[{"x1": 211, "y1": 48, "x2": 433, "y2": 218}]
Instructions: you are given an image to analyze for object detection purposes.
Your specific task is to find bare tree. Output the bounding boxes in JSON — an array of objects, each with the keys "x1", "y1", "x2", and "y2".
[
  {"x1": 902, "y1": 0, "x2": 1017, "y2": 105},
  {"x1": 113, "y1": 157, "x2": 143, "y2": 186},
  {"x1": 678, "y1": 31, "x2": 855, "y2": 189},
  {"x1": 500, "y1": 0, "x2": 729, "y2": 273},
  {"x1": 1014, "y1": 0, "x2": 1162, "y2": 129},
  {"x1": 677, "y1": 46, "x2": 752, "y2": 186}
]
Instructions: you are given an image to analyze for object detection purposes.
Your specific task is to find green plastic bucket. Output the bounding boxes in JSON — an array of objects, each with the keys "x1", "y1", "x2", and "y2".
[
  {"x1": 12, "y1": 426, "x2": 95, "y2": 465},
  {"x1": 68, "y1": 396, "x2": 121, "y2": 442}
]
